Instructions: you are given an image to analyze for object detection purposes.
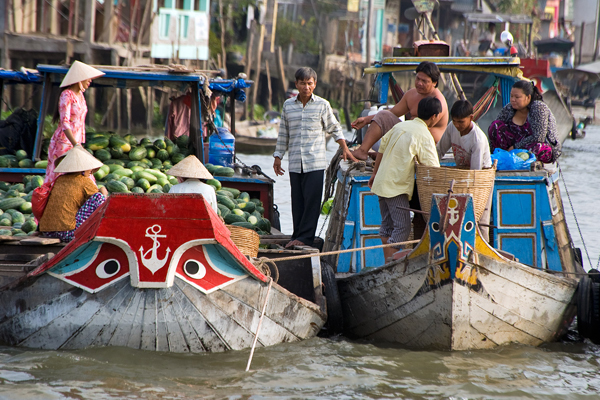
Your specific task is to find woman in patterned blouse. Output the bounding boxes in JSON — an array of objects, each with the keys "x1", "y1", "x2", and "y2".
[
  {"x1": 488, "y1": 80, "x2": 561, "y2": 163},
  {"x1": 44, "y1": 61, "x2": 104, "y2": 184}
]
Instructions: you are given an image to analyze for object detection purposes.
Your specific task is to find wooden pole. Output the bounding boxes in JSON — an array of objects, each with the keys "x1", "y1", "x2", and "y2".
[
  {"x1": 265, "y1": 59, "x2": 272, "y2": 113},
  {"x1": 276, "y1": 45, "x2": 287, "y2": 103},
  {"x1": 578, "y1": 24, "x2": 585, "y2": 66},
  {"x1": 250, "y1": 22, "x2": 265, "y2": 121},
  {"x1": 243, "y1": 20, "x2": 255, "y2": 120},
  {"x1": 365, "y1": 0, "x2": 373, "y2": 100},
  {"x1": 218, "y1": 0, "x2": 227, "y2": 77}
]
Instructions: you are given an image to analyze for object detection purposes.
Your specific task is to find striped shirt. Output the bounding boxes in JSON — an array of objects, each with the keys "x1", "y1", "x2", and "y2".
[{"x1": 274, "y1": 94, "x2": 345, "y2": 173}]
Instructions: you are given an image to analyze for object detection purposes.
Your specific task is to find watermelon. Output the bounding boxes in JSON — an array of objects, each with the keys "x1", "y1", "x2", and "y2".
[
  {"x1": 129, "y1": 147, "x2": 148, "y2": 161},
  {"x1": 166, "y1": 144, "x2": 179, "y2": 155},
  {"x1": 0, "y1": 157, "x2": 9, "y2": 168},
  {"x1": 114, "y1": 168, "x2": 134, "y2": 177},
  {"x1": 109, "y1": 135, "x2": 132, "y2": 152},
  {"x1": 110, "y1": 147, "x2": 124, "y2": 159},
  {"x1": 120, "y1": 177, "x2": 136, "y2": 189},
  {"x1": 168, "y1": 176, "x2": 179, "y2": 185},
  {"x1": 124, "y1": 134, "x2": 137, "y2": 145},
  {"x1": 15, "y1": 150, "x2": 28, "y2": 160},
  {"x1": 21, "y1": 219, "x2": 37, "y2": 233},
  {"x1": 131, "y1": 187, "x2": 145, "y2": 194},
  {"x1": 146, "y1": 184, "x2": 163, "y2": 193},
  {"x1": 220, "y1": 187, "x2": 240, "y2": 198},
  {"x1": 154, "y1": 139, "x2": 166, "y2": 149},
  {"x1": 175, "y1": 135, "x2": 189, "y2": 149},
  {"x1": 104, "y1": 159, "x2": 126, "y2": 166},
  {"x1": 145, "y1": 147, "x2": 156, "y2": 159},
  {"x1": 103, "y1": 173, "x2": 121, "y2": 182},
  {"x1": 0, "y1": 229, "x2": 12, "y2": 235},
  {"x1": 207, "y1": 179, "x2": 221, "y2": 190},
  {"x1": 217, "y1": 195, "x2": 236, "y2": 210},
  {"x1": 224, "y1": 213, "x2": 247, "y2": 224},
  {"x1": 34, "y1": 160, "x2": 48, "y2": 169},
  {"x1": 87, "y1": 137, "x2": 110, "y2": 151},
  {"x1": 18, "y1": 159, "x2": 33, "y2": 168},
  {"x1": 130, "y1": 165, "x2": 144, "y2": 173},
  {"x1": 136, "y1": 179, "x2": 151, "y2": 191},
  {"x1": 171, "y1": 153, "x2": 185, "y2": 164},
  {"x1": 30, "y1": 176, "x2": 44, "y2": 190},
  {"x1": 106, "y1": 180, "x2": 129, "y2": 193},
  {"x1": 0, "y1": 197, "x2": 25, "y2": 210},
  {"x1": 214, "y1": 167, "x2": 235, "y2": 177},
  {"x1": 19, "y1": 202, "x2": 32, "y2": 214},
  {"x1": 94, "y1": 149, "x2": 112, "y2": 162},
  {"x1": 133, "y1": 171, "x2": 158, "y2": 184},
  {"x1": 156, "y1": 149, "x2": 170, "y2": 161}
]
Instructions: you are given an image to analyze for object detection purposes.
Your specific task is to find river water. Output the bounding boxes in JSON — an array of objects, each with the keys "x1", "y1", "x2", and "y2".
[{"x1": 1, "y1": 128, "x2": 599, "y2": 399}]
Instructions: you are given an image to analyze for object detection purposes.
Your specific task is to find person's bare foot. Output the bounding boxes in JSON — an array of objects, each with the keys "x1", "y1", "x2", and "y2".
[
  {"x1": 285, "y1": 239, "x2": 305, "y2": 248},
  {"x1": 350, "y1": 148, "x2": 369, "y2": 161}
]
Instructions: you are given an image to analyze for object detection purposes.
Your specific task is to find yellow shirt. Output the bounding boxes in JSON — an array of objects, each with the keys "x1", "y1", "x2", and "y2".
[{"x1": 371, "y1": 118, "x2": 440, "y2": 199}]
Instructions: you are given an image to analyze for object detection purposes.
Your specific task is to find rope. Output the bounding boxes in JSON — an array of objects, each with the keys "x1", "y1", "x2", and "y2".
[
  {"x1": 251, "y1": 257, "x2": 280, "y2": 283},
  {"x1": 473, "y1": 80, "x2": 499, "y2": 122},
  {"x1": 558, "y1": 162, "x2": 593, "y2": 269},
  {"x1": 245, "y1": 277, "x2": 273, "y2": 372},
  {"x1": 255, "y1": 239, "x2": 420, "y2": 263}
]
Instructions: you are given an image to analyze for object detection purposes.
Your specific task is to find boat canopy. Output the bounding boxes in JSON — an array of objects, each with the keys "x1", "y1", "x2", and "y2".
[
  {"x1": 463, "y1": 13, "x2": 533, "y2": 24},
  {"x1": 364, "y1": 57, "x2": 523, "y2": 79},
  {"x1": 35, "y1": 64, "x2": 251, "y2": 99},
  {"x1": 575, "y1": 61, "x2": 600, "y2": 75},
  {"x1": 0, "y1": 69, "x2": 43, "y2": 83}
]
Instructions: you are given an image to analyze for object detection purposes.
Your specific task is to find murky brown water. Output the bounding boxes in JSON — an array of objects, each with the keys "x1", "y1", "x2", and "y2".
[{"x1": 1, "y1": 128, "x2": 599, "y2": 399}]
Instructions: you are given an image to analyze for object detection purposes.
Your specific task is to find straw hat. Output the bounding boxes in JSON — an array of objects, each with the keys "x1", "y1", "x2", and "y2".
[
  {"x1": 60, "y1": 61, "x2": 105, "y2": 88},
  {"x1": 168, "y1": 155, "x2": 214, "y2": 180},
  {"x1": 54, "y1": 145, "x2": 104, "y2": 173}
]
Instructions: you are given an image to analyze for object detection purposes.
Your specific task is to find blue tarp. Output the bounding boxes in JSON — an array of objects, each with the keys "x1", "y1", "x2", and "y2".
[
  {"x1": 209, "y1": 78, "x2": 252, "y2": 102},
  {"x1": 0, "y1": 69, "x2": 43, "y2": 84}
]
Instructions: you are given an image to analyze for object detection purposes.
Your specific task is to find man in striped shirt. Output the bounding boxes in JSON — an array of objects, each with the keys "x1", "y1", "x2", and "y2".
[{"x1": 274, "y1": 67, "x2": 355, "y2": 247}]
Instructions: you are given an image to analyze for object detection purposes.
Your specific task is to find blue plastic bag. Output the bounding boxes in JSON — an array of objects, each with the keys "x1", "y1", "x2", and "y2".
[{"x1": 491, "y1": 148, "x2": 536, "y2": 171}]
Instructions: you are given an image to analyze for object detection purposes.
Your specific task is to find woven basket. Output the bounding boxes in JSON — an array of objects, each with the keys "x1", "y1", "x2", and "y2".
[
  {"x1": 416, "y1": 164, "x2": 496, "y2": 221},
  {"x1": 227, "y1": 225, "x2": 260, "y2": 258}
]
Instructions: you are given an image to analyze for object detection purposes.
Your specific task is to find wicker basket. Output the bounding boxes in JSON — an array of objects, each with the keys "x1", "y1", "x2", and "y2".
[
  {"x1": 227, "y1": 225, "x2": 260, "y2": 258},
  {"x1": 416, "y1": 164, "x2": 496, "y2": 221}
]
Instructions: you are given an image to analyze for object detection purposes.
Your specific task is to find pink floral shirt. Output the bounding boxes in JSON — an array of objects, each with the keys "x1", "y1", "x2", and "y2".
[{"x1": 44, "y1": 89, "x2": 88, "y2": 184}]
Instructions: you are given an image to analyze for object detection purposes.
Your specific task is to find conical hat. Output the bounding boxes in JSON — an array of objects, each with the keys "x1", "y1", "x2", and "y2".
[
  {"x1": 54, "y1": 145, "x2": 104, "y2": 173},
  {"x1": 168, "y1": 155, "x2": 213, "y2": 180},
  {"x1": 60, "y1": 61, "x2": 105, "y2": 88}
]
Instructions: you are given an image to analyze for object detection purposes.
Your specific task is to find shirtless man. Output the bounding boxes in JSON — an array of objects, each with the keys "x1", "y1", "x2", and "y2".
[{"x1": 349, "y1": 61, "x2": 449, "y2": 161}]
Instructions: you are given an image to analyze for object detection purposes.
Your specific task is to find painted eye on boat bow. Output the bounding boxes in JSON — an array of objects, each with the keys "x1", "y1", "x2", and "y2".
[
  {"x1": 431, "y1": 222, "x2": 440, "y2": 232},
  {"x1": 96, "y1": 259, "x2": 121, "y2": 279},
  {"x1": 184, "y1": 260, "x2": 207, "y2": 279}
]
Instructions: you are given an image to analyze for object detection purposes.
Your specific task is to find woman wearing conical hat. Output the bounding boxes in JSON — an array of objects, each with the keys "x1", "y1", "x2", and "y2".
[
  {"x1": 168, "y1": 155, "x2": 218, "y2": 212},
  {"x1": 39, "y1": 146, "x2": 108, "y2": 242},
  {"x1": 44, "y1": 61, "x2": 105, "y2": 185}
]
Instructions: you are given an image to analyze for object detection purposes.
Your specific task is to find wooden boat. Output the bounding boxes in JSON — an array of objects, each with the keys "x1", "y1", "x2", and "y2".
[
  {"x1": 234, "y1": 120, "x2": 280, "y2": 155},
  {"x1": 0, "y1": 194, "x2": 326, "y2": 352},
  {"x1": 323, "y1": 152, "x2": 586, "y2": 349},
  {"x1": 335, "y1": 191, "x2": 579, "y2": 350}
]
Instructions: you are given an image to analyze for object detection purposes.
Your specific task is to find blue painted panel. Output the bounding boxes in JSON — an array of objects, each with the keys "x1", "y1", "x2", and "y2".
[
  {"x1": 360, "y1": 190, "x2": 382, "y2": 228},
  {"x1": 50, "y1": 242, "x2": 102, "y2": 275},
  {"x1": 337, "y1": 221, "x2": 356, "y2": 273},
  {"x1": 363, "y1": 236, "x2": 384, "y2": 269},
  {"x1": 500, "y1": 236, "x2": 535, "y2": 266},
  {"x1": 204, "y1": 245, "x2": 246, "y2": 276},
  {"x1": 498, "y1": 191, "x2": 534, "y2": 226}
]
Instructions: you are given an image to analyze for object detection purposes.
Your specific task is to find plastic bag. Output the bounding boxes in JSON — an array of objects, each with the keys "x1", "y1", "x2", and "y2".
[
  {"x1": 491, "y1": 148, "x2": 536, "y2": 171},
  {"x1": 32, "y1": 181, "x2": 54, "y2": 220}
]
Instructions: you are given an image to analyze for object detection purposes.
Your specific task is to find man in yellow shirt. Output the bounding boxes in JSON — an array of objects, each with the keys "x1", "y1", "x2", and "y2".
[{"x1": 368, "y1": 97, "x2": 442, "y2": 260}]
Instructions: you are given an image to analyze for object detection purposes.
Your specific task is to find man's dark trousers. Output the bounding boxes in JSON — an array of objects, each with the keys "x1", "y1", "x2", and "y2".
[{"x1": 289, "y1": 169, "x2": 324, "y2": 246}]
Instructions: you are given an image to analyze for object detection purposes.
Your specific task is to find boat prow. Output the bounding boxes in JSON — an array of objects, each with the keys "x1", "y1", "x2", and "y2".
[
  {"x1": 0, "y1": 193, "x2": 326, "y2": 352},
  {"x1": 338, "y1": 193, "x2": 578, "y2": 350}
]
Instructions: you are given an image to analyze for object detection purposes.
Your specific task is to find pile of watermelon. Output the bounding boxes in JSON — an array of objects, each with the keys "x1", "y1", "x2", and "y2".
[
  {"x1": 207, "y1": 179, "x2": 271, "y2": 235},
  {"x1": 0, "y1": 132, "x2": 271, "y2": 235},
  {"x1": 0, "y1": 177, "x2": 41, "y2": 236}
]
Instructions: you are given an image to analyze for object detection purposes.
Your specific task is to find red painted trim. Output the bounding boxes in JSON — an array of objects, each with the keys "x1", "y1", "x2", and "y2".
[{"x1": 32, "y1": 194, "x2": 268, "y2": 283}]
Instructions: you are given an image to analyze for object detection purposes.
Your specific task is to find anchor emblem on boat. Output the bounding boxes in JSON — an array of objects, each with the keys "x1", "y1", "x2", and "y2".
[{"x1": 139, "y1": 225, "x2": 171, "y2": 274}]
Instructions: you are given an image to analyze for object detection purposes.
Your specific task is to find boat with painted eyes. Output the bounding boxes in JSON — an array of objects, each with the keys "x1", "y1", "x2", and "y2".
[
  {"x1": 0, "y1": 193, "x2": 326, "y2": 353},
  {"x1": 320, "y1": 49, "x2": 598, "y2": 349},
  {"x1": 324, "y1": 160, "x2": 585, "y2": 350}
]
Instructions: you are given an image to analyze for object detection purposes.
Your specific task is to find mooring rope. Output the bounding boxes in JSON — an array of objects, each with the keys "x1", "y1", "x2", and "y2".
[
  {"x1": 557, "y1": 162, "x2": 594, "y2": 269},
  {"x1": 252, "y1": 239, "x2": 420, "y2": 265},
  {"x1": 245, "y1": 277, "x2": 273, "y2": 372}
]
